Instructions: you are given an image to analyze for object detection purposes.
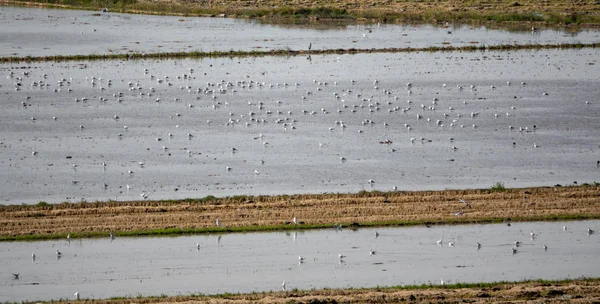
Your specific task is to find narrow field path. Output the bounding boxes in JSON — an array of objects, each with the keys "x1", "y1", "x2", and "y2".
[{"x1": 1, "y1": 186, "x2": 599, "y2": 240}]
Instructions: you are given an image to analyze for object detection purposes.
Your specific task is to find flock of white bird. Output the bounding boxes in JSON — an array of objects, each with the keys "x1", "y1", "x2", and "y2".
[{"x1": 6, "y1": 57, "x2": 589, "y2": 202}]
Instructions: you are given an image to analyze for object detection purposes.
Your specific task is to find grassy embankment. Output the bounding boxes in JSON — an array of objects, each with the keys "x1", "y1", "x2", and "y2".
[
  {"x1": 1, "y1": 185, "x2": 599, "y2": 241},
  {"x1": 0, "y1": 42, "x2": 598, "y2": 63},
  {"x1": 2, "y1": 0, "x2": 600, "y2": 26},
  {"x1": 11, "y1": 278, "x2": 600, "y2": 303}
]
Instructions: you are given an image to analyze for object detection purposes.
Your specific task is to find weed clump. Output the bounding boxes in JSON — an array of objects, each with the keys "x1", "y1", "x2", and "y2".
[{"x1": 490, "y1": 182, "x2": 507, "y2": 192}]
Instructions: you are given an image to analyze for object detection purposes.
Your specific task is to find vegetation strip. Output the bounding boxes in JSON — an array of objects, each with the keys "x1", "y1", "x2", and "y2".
[
  {"x1": 0, "y1": 42, "x2": 598, "y2": 63},
  {"x1": 2, "y1": 0, "x2": 600, "y2": 26},
  {"x1": 1, "y1": 185, "x2": 599, "y2": 241},
  {"x1": 10, "y1": 278, "x2": 600, "y2": 303}
]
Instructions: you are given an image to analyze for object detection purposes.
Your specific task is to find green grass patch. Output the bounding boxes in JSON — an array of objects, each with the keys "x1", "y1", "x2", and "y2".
[{"x1": 490, "y1": 182, "x2": 507, "y2": 192}]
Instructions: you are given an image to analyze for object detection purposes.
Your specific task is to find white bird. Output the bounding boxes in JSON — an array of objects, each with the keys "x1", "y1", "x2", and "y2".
[
  {"x1": 338, "y1": 254, "x2": 346, "y2": 260},
  {"x1": 298, "y1": 256, "x2": 305, "y2": 262},
  {"x1": 530, "y1": 231, "x2": 536, "y2": 238},
  {"x1": 563, "y1": 226, "x2": 567, "y2": 231},
  {"x1": 216, "y1": 218, "x2": 221, "y2": 227},
  {"x1": 67, "y1": 234, "x2": 70, "y2": 241},
  {"x1": 293, "y1": 217, "x2": 298, "y2": 224},
  {"x1": 74, "y1": 292, "x2": 80, "y2": 300},
  {"x1": 369, "y1": 249, "x2": 376, "y2": 255},
  {"x1": 437, "y1": 238, "x2": 443, "y2": 245},
  {"x1": 514, "y1": 240, "x2": 522, "y2": 246},
  {"x1": 543, "y1": 244, "x2": 548, "y2": 251},
  {"x1": 374, "y1": 231, "x2": 379, "y2": 238},
  {"x1": 448, "y1": 241, "x2": 455, "y2": 247},
  {"x1": 282, "y1": 281, "x2": 286, "y2": 291},
  {"x1": 440, "y1": 278, "x2": 445, "y2": 285},
  {"x1": 196, "y1": 243, "x2": 200, "y2": 250}
]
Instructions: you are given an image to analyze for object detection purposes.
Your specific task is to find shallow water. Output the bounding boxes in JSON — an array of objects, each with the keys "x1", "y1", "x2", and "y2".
[
  {"x1": 0, "y1": 6, "x2": 599, "y2": 57},
  {"x1": 0, "y1": 48, "x2": 599, "y2": 204},
  {"x1": 0, "y1": 220, "x2": 599, "y2": 302}
]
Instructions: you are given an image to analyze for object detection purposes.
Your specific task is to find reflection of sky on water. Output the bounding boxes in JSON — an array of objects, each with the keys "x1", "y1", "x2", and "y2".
[
  {"x1": 1, "y1": 220, "x2": 599, "y2": 301},
  {"x1": 0, "y1": 6, "x2": 598, "y2": 57}
]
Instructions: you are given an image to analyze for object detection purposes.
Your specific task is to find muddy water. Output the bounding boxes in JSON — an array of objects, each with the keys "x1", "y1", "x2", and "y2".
[
  {"x1": 0, "y1": 6, "x2": 599, "y2": 57},
  {"x1": 0, "y1": 48, "x2": 599, "y2": 204},
  {"x1": 1, "y1": 220, "x2": 599, "y2": 301}
]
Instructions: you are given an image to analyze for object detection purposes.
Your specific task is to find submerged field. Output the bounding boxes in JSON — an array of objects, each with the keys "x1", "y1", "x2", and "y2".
[
  {"x1": 1, "y1": 4, "x2": 599, "y2": 303},
  {"x1": 1, "y1": 186, "x2": 599, "y2": 240}
]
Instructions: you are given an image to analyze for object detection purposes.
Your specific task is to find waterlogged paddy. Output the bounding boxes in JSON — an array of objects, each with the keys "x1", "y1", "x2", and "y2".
[
  {"x1": 1, "y1": 220, "x2": 600, "y2": 302},
  {"x1": 0, "y1": 6, "x2": 599, "y2": 57},
  {"x1": 0, "y1": 49, "x2": 599, "y2": 204}
]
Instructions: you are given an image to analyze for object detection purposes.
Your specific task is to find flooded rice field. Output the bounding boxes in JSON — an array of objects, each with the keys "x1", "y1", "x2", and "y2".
[
  {"x1": 0, "y1": 6, "x2": 599, "y2": 57},
  {"x1": 1, "y1": 220, "x2": 600, "y2": 301},
  {"x1": 1, "y1": 48, "x2": 599, "y2": 204},
  {"x1": 1, "y1": 4, "x2": 600, "y2": 302}
]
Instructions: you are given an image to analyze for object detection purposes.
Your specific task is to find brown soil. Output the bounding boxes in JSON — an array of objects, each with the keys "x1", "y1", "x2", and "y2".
[
  {"x1": 1, "y1": 186, "x2": 599, "y2": 237},
  {"x1": 42, "y1": 279, "x2": 600, "y2": 303}
]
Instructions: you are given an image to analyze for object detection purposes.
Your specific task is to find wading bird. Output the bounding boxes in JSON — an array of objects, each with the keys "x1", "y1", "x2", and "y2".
[{"x1": 459, "y1": 199, "x2": 471, "y2": 208}]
